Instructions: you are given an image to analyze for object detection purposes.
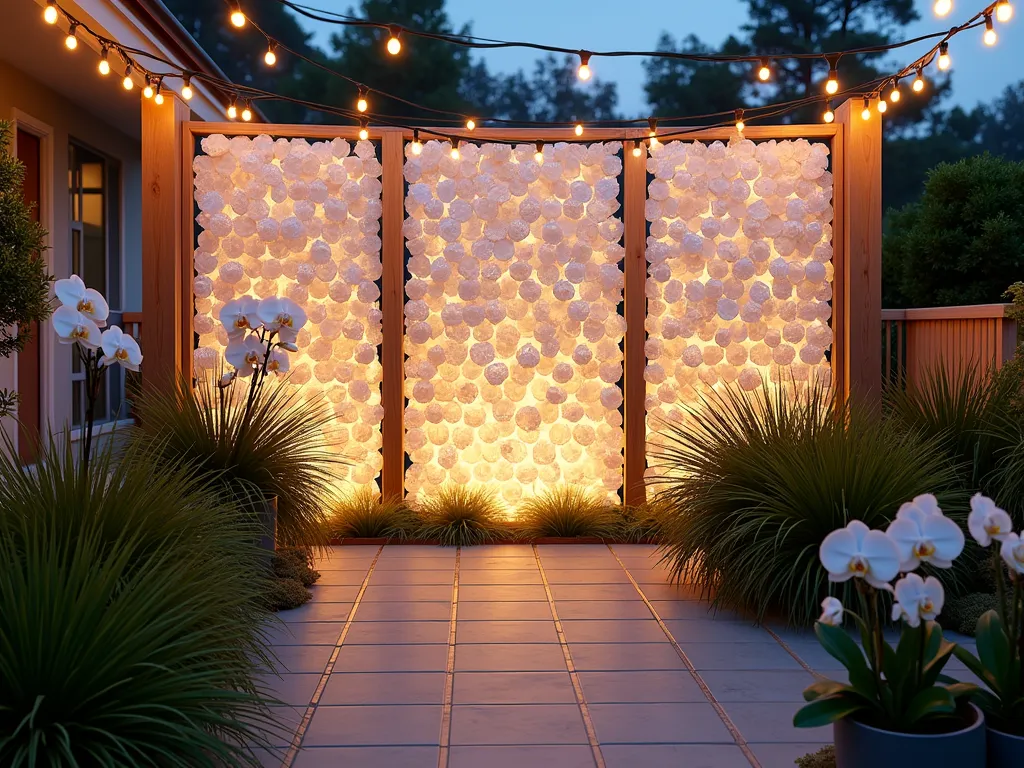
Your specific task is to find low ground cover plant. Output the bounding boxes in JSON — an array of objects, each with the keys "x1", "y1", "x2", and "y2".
[
  {"x1": 515, "y1": 486, "x2": 621, "y2": 539},
  {"x1": 328, "y1": 487, "x2": 419, "y2": 540},
  {"x1": 415, "y1": 486, "x2": 507, "y2": 546}
]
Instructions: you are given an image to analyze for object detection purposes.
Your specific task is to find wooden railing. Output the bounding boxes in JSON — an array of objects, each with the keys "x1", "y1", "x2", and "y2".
[
  {"x1": 121, "y1": 312, "x2": 143, "y2": 341},
  {"x1": 882, "y1": 304, "x2": 1018, "y2": 389}
]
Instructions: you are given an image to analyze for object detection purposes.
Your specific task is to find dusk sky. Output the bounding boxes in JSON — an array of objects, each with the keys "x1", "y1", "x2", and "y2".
[{"x1": 297, "y1": 0, "x2": 1023, "y2": 118}]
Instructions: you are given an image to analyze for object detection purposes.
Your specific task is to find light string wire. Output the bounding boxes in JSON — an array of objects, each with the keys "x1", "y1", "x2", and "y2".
[{"x1": 39, "y1": 0, "x2": 1003, "y2": 146}]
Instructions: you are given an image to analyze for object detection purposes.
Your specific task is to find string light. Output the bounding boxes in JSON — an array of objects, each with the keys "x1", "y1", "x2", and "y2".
[
  {"x1": 577, "y1": 51, "x2": 592, "y2": 81},
  {"x1": 181, "y1": 76, "x2": 194, "y2": 101},
  {"x1": 996, "y1": 0, "x2": 1014, "y2": 22},
  {"x1": 861, "y1": 97, "x2": 871, "y2": 120},
  {"x1": 647, "y1": 117, "x2": 659, "y2": 146},
  {"x1": 154, "y1": 81, "x2": 165, "y2": 105},
  {"x1": 230, "y1": 3, "x2": 245, "y2": 28},
  {"x1": 534, "y1": 140, "x2": 544, "y2": 163},
  {"x1": 913, "y1": 67, "x2": 926, "y2": 92},
  {"x1": 757, "y1": 59, "x2": 771, "y2": 82},
  {"x1": 984, "y1": 15, "x2": 998, "y2": 46},
  {"x1": 358, "y1": 119, "x2": 369, "y2": 141},
  {"x1": 937, "y1": 40, "x2": 951, "y2": 70},
  {"x1": 877, "y1": 97, "x2": 887, "y2": 114},
  {"x1": 98, "y1": 46, "x2": 110, "y2": 76},
  {"x1": 356, "y1": 88, "x2": 368, "y2": 113},
  {"x1": 450, "y1": 138, "x2": 460, "y2": 160},
  {"x1": 631, "y1": 140, "x2": 642, "y2": 158},
  {"x1": 466, "y1": 118, "x2": 476, "y2": 131},
  {"x1": 410, "y1": 130, "x2": 422, "y2": 155},
  {"x1": 122, "y1": 64, "x2": 134, "y2": 90},
  {"x1": 65, "y1": 22, "x2": 79, "y2": 50},
  {"x1": 386, "y1": 26, "x2": 402, "y2": 55},
  {"x1": 143, "y1": 78, "x2": 154, "y2": 99},
  {"x1": 574, "y1": 123, "x2": 583, "y2": 137},
  {"x1": 44, "y1": 0, "x2": 58, "y2": 24},
  {"x1": 227, "y1": 97, "x2": 238, "y2": 120},
  {"x1": 889, "y1": 79, "x2": 901, "y2": 103},
  {"x1": 934, "y1": 0, "x2": 953, "y2": 16},
  {"x1": 825, "y1": 63, "x2": 839, "y2": 95},
  {"x1": 823, "y1": 101, "x2": 835, "y2": 123},
  {"x1": 264, "y1": 44, "x2": 277, "y2": 66},
  {"x1": 734, "y1": 109, "x2": 745, "y2": 132},
  {"x1": 241, "y1": 100, "x2": 252, "y2": 121}
]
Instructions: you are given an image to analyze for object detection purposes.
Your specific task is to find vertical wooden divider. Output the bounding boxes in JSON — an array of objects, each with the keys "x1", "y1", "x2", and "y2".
[
  {"x1": 623, "y1": 133, "x2": 647, "y2": 507},
  {"x1": 380, "y1": 130, "x2": 406, "y2": 500}
]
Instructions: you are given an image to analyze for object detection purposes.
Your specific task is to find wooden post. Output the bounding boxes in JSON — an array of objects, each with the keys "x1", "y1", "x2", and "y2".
[
  {"x1": 141, "y1": 97, "x2": 189, "y2": 391},
  {"x1": 380, "y1": 130, "x2": 405, "y2": 500},
  {"x1": 622, "y1": 134, "x2": 647, "y2": 507},
  {"x1": 835, "y1": 100, "x2": 882, "y2": 404}
]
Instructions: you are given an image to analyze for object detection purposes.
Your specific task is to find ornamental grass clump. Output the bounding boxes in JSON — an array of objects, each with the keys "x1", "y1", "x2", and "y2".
[
  {"x1": 651, "y1": 382, "x2": 965, "y2": 625},
  {"x1": 416, "y1": 486, "x2": 506, "y2": 546},
  {"x1": 329, "y1": 487, "x2": 419, "y2": 540},
  {"x1": 516, "y1": 485, "x2": 621, "y2": 539},
  {"x1": 0, "y1": 436, "x2": 281, "y2": 766}
]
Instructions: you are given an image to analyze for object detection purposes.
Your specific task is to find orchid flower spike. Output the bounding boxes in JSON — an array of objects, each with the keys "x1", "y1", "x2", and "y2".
[
  {"x1": 968, "y1": 494, "x2": 1013, "y2": 547},
  {"x1": 887, "y1": 497, "x2": 963, "y2": 571},
  {"x1": 819, "y1": 520, "x2": 900, "y2": 590},
  {"x1": 224, "y1": 335, "x2": 265, "y2": 376},
  {"x1": 891, "y1": 573, "x2": 944, "y2": 628},
  {"x1": 1000, "y1": 533, "x2": 1024, "y2": 575},
  {"x1": 52, "y1": 306, "x2": 101, "y2": 350},
  {"x1": 818, "y1": 597, "x2": 843, "y2": 626},
  {"x1": 55, "y1": 274, "x2": 109, "y2": 327},
  {"x1": 99, "y1": 326, "x2": 143, "y2": 371},
  {"x1": 257, "y1": 297, "x2": 307, "y2": 343}
]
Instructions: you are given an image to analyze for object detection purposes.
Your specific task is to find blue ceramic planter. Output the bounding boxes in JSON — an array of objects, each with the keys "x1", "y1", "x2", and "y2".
[{"x1": 987, "y1": 725, "x2": 1024, "y2": 768}]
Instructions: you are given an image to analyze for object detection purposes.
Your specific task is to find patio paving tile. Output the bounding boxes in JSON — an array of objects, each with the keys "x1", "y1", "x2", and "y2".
[
  {"x1": 354, "y1": 601, "x2": 452, "y2": 622},
  {"x1": 455, "y1": 643, "x2": 567, "y2": 672},
  {"x1": 543, "y1": 568, "x2": 632, "y2": 584},
  {"x1": 320, "y1": 672, "x2": 446, "y2": 705},
  {"x1": 560, "y1": 619, "x2": 667, "y2": 643},
  {"x1": 310, "y1": 570, "x2": 370, "y2": 586},
  {"x1": 589, "y1": 702, "x2": 733, "y2": 744},
  {"x1": 456, "y1": 619, "x2": 559, "y2": 644},
  {"x1": 449, "y1": 704, "x2": 588, "y2": 745},
  {"x1": 262, "y1": 706, "x2": 302, "y2": 747},
  {"x1": 664, "y1": 619, "x2": 776, "y2": 643},
  {"x1": 264, "y1": 621, "x2": 343, "y2": 646},
  {"x1": 602, "y1": 744, "x2": 751, "y2": 768},
  {"x1": 646, "y1": 600, "x2": 721, "y2": 620},
  {"x1": 343, "y1": 620, "x2": 449, "y2": 645},
  {"x1": 751, "y1": 742, "x2": 833, "y2": 768},
  {"x1": 457, "y1": 570, "x2": 543, "y2": 585},
  {"x1": 724, "y1": 702, "x2": 830, "y2": 743},
  {"x1": 361, "y1": 585, "x2": 454, "y2": 602},
  {"x1": 700, "y1": 670, "x2": 817, "y2": 702},
  {"x1": 452, "y1": 671, "x2": 576, "y2": 704},
  {"x1": 458, "y1": 584, "x2": 549, "y2": 602},
  {"x1": 293, "y1": 746, "x2": 438, "y2": 768},
  {"x1": 457, "y1": 601, "x2": 553, "y2": 621},
  {"x1": 302, "y1": 705, "x2": 442, "y2": 747},
  {"x1": 538, "y1": 558, "x2": 621, "y2": 570},
  {"x1": 306, "y1": 585, "x2": 361, "y2": 603},
  {"x1": 256, "y1": 672, "x2": 320, "y2": 707},
  {"x1": 568, "y1": 642, "x2": 686, "y2": 671},
  {"x1": 277, "y1": 601, "x2": 354, "y2": 623},
  {"x1": 376, "y1": 546, "x2": 457, "y2": 558},
  {"x1": 680, "y1": 642, "x2": 804, "y2": 671},
  {"x1": 365, "y1": 570, "x2": 454, "y2": 585},
  {"x1": 551, "y1": 584, "x2": 639, "y2": 601},
  {"x1": 448, "y1": 745, "x2": 595, "y2": 768},
  {"x1": 637, "y1": 583, "x2": 709, "y2": 601},
  {"x1": 268, "y1": 645, "x2": 333, "y2": 674},
  {"x1": 555, "y1": 600, "x2": 655, "y2": 620},
  {"x1": 332, "y1": 643, "x2": 448, "y2": 673},
  {"x1": 458, "y1": 557, "x2": 538, "y2": 569},
  {"x1": 374, "y1": 559, "x2": 458, "y2": 571},
  {"x1": 576, "y1": 670, "x2": 705, "y2": 703}
]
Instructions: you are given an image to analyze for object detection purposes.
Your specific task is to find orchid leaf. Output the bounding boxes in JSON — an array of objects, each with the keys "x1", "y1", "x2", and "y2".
[
  {"x1": 794, "y1": 694, "x2": 868, "y2": 729},
  {"x1": 802, "y1": 679, "x2": 852, "y2": 702},
  {"x1": 815, "y1": 622, "x2": 877, "y2": 698},
  {"x1": 952, "y1": 646, "x2": 1000, "y2": 693},
  {"x1": 903, "y1": 687, "x2": 955, "y2": 727},
  {"x1": 975, "y1": 611, "x2": 1011, "y2": 684}
]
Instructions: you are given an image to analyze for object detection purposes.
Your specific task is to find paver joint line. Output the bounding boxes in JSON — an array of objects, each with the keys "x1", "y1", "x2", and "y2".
[
  {"x1": 533, "y1": 544, "x2": 607, "y2": 768},
  {"x1": 606, "y1": 544, "x2": 764, "y2": 768},
  {"x1": 281, "y1": 545, "x2": 384, "y2": 768},
  {"x1": 438, "y1": 547, "x2": 461, "y2": 768},
  {"x1": 761, "y1": 624, "x2": 825, "y2": 679}
]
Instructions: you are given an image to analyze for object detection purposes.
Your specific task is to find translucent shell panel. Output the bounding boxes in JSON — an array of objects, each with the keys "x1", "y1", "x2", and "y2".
[
  {"x1": 403, "y1": 140, "x2": 626, "y2": 509},
  {"x1": 644, "y1": 138, "x2": 834, "y2": 477},
  {"x1": 192, "y1": 134, "x2": 384, "y2": 489}
]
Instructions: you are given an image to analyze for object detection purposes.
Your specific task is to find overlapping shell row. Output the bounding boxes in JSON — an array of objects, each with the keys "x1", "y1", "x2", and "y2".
[
  {"x1": 192, "y1": 135, "x2": 384, "y2": 489},
  {"x1": 403, "y1": 141, "x2": 627, "y2": 507},
  {"x1": 644, "y1": 138, "x2": 834, "y2": 475}
]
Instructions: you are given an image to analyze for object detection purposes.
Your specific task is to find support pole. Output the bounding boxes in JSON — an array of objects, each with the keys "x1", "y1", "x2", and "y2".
[
  {"x1": 623, "y1": 135, "x2": 647, "y2": 506},
  {"x1": 380, "y1": 130, "x2": 406, "y2": 500}
]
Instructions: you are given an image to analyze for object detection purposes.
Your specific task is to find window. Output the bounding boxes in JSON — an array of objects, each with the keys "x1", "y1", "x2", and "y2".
[{"x1": 69, "y1": 143, "x2": 122, "y2": 427}]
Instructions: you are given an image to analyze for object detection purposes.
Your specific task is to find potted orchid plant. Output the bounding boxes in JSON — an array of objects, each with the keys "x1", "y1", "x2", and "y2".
[
  {"x1": 216, "y1": 294, "x2": 307, "y2": 550},
  {"x1": 953, "y1": 494, "x2": 1024, "y2": 764},
  {"x1": 793, "y1": 494, "x2": 985, "y2": 767},
  {"x1": 52, "y1": 274, "x2": 141, "y2": 476}
]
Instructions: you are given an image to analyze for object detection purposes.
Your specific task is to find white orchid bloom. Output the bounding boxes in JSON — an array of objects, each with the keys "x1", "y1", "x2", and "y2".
[
  {"x1": 278, "y1": 341, "x2": 299, "y2": 353},
  {"x1": 224, "y1": 335, "x2": 266, "y2": 376},
  {"x1": 886, "y1": 504, "x2": 964, "y2": 572},
  {"x1": 219, "y1": 296, "x2": 261, "y2": 339},
  {"x1": 819, "y1": 520, "x2": 901, "y2": 590},
  {"x1": 257, "y1": 297, "x2": 307, "y2": 343},
  {"x1": 266, "y1": 349, "x2": 290, "y2": 375},
  {"x1": 891, "y1": 573, "x2": 944, "y2": 628},
  {"x1": 218, "y1": 371, "x2": 236, "y2": 388},
  {"x1": 968, "y1": 493, "x2": 1013, "y2": 547},
  {"x1": 1000, "y1": 533, "x2": 1024, "y2": 575},
  {"x1": 52, "y1": 306, "x2": 101, "y2": 349},
  {"x1": 818, "y1": 597, "x2": 844, "y2": 626},
  {"x1": 99, "y1": 326, "x2": 142, "y2": 371},
  {"x1": 54, "y1": 274, "x2": 108, "y2": 327},
  {"x1": 896, "y1": 493, "x2": 943, "y2": 519}
]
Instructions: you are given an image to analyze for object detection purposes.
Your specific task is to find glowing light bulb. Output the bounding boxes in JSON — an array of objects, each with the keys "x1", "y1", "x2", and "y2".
[
  {"x1": 984, "y1": 16, "x2": 998, "y2": 46},
  {"x1": 937, "y1": 41, "x2": 950, "y2": 71},
  {"x1": 735, "y1": 110, "x2": 745, "y2": 132},
  {"x1": 574, "y1": 123, "x2": 583, "y2": 136},
  {"x1": 647, "y1": 117, "x2": 658, "y2": 146},
  {"x1": 631, "y1": 141, "x2": 642, "y2": 158},
  {"x1": 387, "y1": 27, "x2": 401, "y2": 55},
  {"x1": 450, "y1": 139, "x2": 460, "y2": 160},
  {"x1": 143, "y1": 80, "x2": 154, "y2": 99},
  {"x1": 996, "y1": 0, "x2": 1013, "y2": 22},
  {"x1": 889, "y1": 80, "x2": 901, "y2": 103},
  {"x1": 534, "y1": 141, "x2": 544, "y2": 163},
  {"x1": 861, "y1": 98, "x2": 871, "y2": 121},
  {"x1": 356, "y1": 89, "x2": 368, "y2": 113},
  {"x1": 44, "y1": 1, "x2": 58, "y2": 24},
  {"x1": 154, "y1": 84, "x2": 164, "y2": 105},
  {"x1": 466, "y1": 118, "x2": 476, "y2": 131},
  {"x1": 264, "y1": 46, "x2": 277, "y2": 66},
  {"x1": 577, "y1": 52, "x2": 591, "y2": 81},
  {"x1": 825, "y1": 68, "x2": 839, "y2": 95},
  {"x1": 411, "y1": 131, "x2": 422, "y2": 155},
  {"x1": 913, "y1": 70, "x2": 926, "y2": 92},
  {"x1": 230, "y1": 6, "x2": 245, "y2": 28},
  {"x1": 757, "y1": 59, "x2": 771, "y2": 82},
  {"x1": 933, "y1": 0, "x2": 952, "y2": 16},
  {"x1": 877, "y1": 98, "x2": 887, "y2": 114},
  {"x1": 122, "y1": 65, "x2": 134, "y2": 90},
  {"x1": 98, "y1": 47, "x2": 110, "y2": 76},
  {"x1": 65, "y1": 23, "x2": 78, "y2": 50},
  {"x1": 241, "y1": 102, "x2": 252, "y2": 121},
  {"x1": 227, "y1": 100, "x2": 238, "y2": 120},
  {"x1": 181, "y1": 78, "x2": 194, "y2": 101},
  {"x1": 358, "y1": 121, "x2": 369, "y2": 141},
  {"x1": 823, "y1": 102, "x2": 835, "y2": 123}
]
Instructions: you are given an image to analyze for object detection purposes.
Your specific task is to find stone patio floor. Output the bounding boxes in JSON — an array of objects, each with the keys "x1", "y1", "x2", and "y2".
[{"x1": 256, "y1": 543, "x2": 977, "y2": 768}]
